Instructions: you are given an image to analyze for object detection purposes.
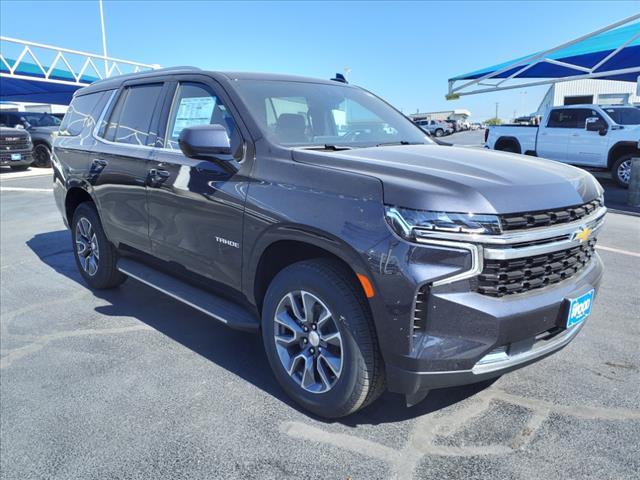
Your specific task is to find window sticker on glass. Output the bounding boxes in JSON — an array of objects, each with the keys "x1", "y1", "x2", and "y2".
[{"x1": 171, "y1": 96, "x2": 216, "y2": 138}]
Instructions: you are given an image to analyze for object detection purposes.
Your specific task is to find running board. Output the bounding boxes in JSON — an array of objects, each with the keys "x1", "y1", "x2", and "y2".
[{"x1": 117, "y1": 258, "x2": 259, "y2": 331}]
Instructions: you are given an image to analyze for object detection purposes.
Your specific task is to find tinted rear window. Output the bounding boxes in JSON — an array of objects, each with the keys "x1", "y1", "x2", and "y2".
[
  {"x1": 59, "y1": 91, "x2": 108, "y2": 136},
  {"x1": 104, "y1": 84, "x2": 163, "y2": 145}
]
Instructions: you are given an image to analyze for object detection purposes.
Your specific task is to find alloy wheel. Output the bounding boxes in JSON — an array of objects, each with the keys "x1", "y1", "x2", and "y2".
[
  {"x1": 617, "y1": 159, "x2": 631, "y2": 185},
  {"x1": 33, "y1": 144, "x2": 51, "y2": 168},
  {"x1": 75, "y1": 217, "x2": 100, "y2": 276},
  {"x1": 273, "y1": 290, "x2": 343, "y2": 393}
]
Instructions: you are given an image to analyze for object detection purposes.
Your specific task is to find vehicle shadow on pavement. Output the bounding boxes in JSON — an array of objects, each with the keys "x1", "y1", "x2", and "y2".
[{"x1": 26, "y1": 229, "x2": 493, "y2": 426}]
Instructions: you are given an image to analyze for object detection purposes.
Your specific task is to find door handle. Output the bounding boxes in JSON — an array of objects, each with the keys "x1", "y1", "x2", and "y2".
[
  {"x1": 148, "y1": 168, "x2": 170, "y2": 185},
  {"x1": 150, "y1": 169, "x2": 170, "y2": 178}
]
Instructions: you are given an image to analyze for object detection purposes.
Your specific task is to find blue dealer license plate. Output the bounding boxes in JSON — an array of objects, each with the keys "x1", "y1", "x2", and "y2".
[
  {"x1": 11, "y1": 153, "x2": 21, "y2": 161},
  {"x1": 566, "y1": 289, "x2": 594, "y2": 328}
]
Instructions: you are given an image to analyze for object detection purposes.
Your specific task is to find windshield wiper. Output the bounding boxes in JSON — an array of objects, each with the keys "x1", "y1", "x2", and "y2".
[
  {"x1": 375, "y1": 141, "x2": 423, "y2": 147},
  {"x1": 303, "y1": 144, "x2": 353, "y2": 151}
]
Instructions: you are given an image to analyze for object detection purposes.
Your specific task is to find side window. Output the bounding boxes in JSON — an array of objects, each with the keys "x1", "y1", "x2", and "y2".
[
  {"x1": 103, "y1": 83, "x2": 163, "y2": 146},
  {"x1": 59, "y1": 91, "x2": 107, "y2": 136},
  {"x1": 165, "y1": 82, "x2": 240, "y2": 155},
  {"x1": 547, "y1": 109, "x2": 579, "y2": 128}
]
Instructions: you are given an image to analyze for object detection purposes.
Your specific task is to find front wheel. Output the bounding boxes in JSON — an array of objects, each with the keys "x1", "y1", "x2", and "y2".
[
  {"x1": 32, "y1": 144, "x2": 52, "y2": 168},
  {"x1": 435, "y1": 129, "x2": 444, "y2": 137},
  {"x1": 72, "y1": 202, "x2": 127, "y2": 289},
  {"x1": 261, "y1": 259, "x2": 385, "y2": 418},
  {"x1": 612, "y1": 154, "x2": 634, "y2": 188}
]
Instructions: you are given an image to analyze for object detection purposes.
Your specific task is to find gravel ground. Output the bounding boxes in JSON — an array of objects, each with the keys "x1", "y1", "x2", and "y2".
[{"x1": 1, "y1": 171, "x2": 639, "y2": 480}]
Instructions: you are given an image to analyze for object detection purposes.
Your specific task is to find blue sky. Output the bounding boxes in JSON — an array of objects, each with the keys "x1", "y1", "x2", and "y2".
[{"x1": 1, "y1": 1, "x2": 638, "y2": 120}]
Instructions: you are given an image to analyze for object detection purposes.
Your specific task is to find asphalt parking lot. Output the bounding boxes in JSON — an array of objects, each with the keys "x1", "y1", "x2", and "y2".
[{"x1": 1, "y1": 169, "x2": 639, "y2": 480}]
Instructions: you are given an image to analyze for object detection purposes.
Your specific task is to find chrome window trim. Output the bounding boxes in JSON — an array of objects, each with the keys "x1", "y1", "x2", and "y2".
[
  {"x1": 414, "y1": 206, "x2": 606, "y2": 246},
  {"x1": 92, "y1": 88, "x2": 183, "y2": 154}
]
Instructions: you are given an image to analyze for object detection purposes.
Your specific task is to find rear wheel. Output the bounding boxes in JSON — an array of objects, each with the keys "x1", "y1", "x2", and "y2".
[
  {"x1": 32, "y1": 144, "x2": 52, "y2": 168},
  {"x1": 71, "y1": 202, "x2": 127, "y2": 289},
  {"x1": 612, "y1": 154, "x2": 634, "y2": 188},
  {"x1": 261, "y1": 259, "x2": 385, "y2": 418},
  {"x1": 434, "y1": 128, "x2": 444, "y2": 137}
]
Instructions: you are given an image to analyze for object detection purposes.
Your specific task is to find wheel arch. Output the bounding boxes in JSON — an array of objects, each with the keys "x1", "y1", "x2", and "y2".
[
  {"x1": 248, "y1": 227, "x2": 374, "y2": 314},
  {"x1": 607, "y1": 141, "x2": 640, "y2": 169},
  {"x1": 64, "y1": 185, "x2": 97, "y2": 226},
  {"x1": 494, "y1": 136, "x2": 522, "y2": 154}
]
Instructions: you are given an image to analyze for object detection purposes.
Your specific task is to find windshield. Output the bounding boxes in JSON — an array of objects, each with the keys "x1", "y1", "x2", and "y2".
[
  {"x1": 21, "y1": 113, "x2": 61, "y2": 127},
  {"x1": 233, "y1": 80, "x2": 432, "y2": 148},
  {"x1": 603, "y1": 107, "x2": 640, "y2": 125}
]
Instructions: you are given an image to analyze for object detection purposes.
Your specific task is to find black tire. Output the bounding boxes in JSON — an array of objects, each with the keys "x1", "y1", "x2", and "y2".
[
  {"x1": 612, "y1": 154, "x2": 634, "y2": 188},
  {"x1": 71, "y1": 202, "x2": 127, "y2": 289},
  {"x1": 9, "y1": 165, "x2": 29, "y2": 171},
  {"x1": 497, "y1": 143, "x2": 518, "y2": 153},
  {"x1": 261, "y1": 259, "x2": 385, "y2": 418},
  {"x1": 435, "y1": 129, "x2": 444, "y2": 137},
  {"x1": 32, "y1": 143, "x2": 52, "y2": 168}
]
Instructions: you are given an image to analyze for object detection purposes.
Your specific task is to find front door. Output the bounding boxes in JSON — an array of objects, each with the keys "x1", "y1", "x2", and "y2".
[{"x1": 146, "y1": 78, "x2": 250, "y2": 291}]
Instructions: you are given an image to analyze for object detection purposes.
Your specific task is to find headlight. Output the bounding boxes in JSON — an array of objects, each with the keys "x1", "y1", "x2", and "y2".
[{"x1": 385, "y1": 205, "x2": 501, "y2": 240}]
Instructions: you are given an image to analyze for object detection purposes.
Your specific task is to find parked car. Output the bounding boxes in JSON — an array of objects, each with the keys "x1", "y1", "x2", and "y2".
[
  {"x1": 0, "y1": 111, "x2": 60, "y2": 167},
  {"x1": 444, "y1": 119, "x2": 461, "y2": 132},
  {"x1": 415, "y1": 119, "x2": 452, "y2": 137},
  {"x1": 54, "y1": 67, "x2": 605, "y2": 418},
  {"x1": 0, "y1": 126, "x2": 33, "y2": 170},
  {"x1": 485, "y1": 104, "x2": 640, "y2": 187}
]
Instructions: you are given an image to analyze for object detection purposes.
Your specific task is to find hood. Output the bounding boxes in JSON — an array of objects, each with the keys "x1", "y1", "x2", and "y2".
[
  {"x1": 0, "y1": 126, "x2": 29, "y2": 138},
  {"x1": 292, "y1": 145, "x2": 601, "y2": 214},
  {"x1": 29, "y1": 126, "x2": 58, "y2": 133}
]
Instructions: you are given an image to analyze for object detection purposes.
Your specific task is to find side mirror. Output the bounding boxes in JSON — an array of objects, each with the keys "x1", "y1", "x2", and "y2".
[
  {"x1": 585, "y1": 116, "x2": 607, "y2": 135},
  {"x1": 178, "y1": 124, "x2": 232, "y2": 160}
]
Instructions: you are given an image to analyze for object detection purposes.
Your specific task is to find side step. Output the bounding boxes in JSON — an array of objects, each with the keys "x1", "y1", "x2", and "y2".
[{"x1": 117, "y1": 258, "x2": 259, "y2": 331}]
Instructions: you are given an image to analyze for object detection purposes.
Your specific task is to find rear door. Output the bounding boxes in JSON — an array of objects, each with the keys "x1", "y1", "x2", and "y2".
[
  {"x1": 91, "y1": 80, "x2": 168, "y2": 253},
  {"x1": 146, "y1": 75, "x2": 251, "y2": 291},
  {"x1": 536, "y1": 109, "x2": 573, "y2": 161},
  {"x1": 566, "y1": 108, "x2": 609, "y2": 166}
]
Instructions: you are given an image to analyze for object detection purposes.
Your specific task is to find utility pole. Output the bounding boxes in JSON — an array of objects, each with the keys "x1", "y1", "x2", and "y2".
[
  {"x1": 495, "y1": 102, "x2": 499, "y2": 120},
  {"x1": 99, "y1": 0, "x2": 108, "y2": 77}
]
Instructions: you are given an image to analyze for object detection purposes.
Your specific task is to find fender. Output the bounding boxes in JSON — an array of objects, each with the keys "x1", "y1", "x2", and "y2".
[{"x1": 244, "y1": 222, "x2": 376, "y2": 306}]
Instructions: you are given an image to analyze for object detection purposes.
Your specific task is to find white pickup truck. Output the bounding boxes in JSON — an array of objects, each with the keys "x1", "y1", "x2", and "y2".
[{"x1": 485, "y1": 104, "x2": 640, "y2": 187}]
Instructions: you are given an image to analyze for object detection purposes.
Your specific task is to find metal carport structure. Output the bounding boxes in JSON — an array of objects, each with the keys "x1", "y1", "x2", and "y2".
[
  {"x1": 0, "y1": 36, "x2": 158, "y2": 105},
  {"x1": 447, "y1": 14, "x2": 640, "y2": 98}
]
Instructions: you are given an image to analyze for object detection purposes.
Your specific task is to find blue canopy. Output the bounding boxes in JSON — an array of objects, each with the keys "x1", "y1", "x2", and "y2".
[
  {"x1": 0, "y1": 58, "x2": 98, "y2": 105},
  {"x1": 450, "y1": 21, "x2": 640, "y2": 84}
]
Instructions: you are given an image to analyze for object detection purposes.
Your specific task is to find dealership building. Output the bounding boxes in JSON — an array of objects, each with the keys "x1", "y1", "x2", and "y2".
[
  {"x1": 409, "y1": 108, "x2": 472, "y2": 123},
  {"x1": 536, "y1": 78, "x2": 640, "y2": 113}
]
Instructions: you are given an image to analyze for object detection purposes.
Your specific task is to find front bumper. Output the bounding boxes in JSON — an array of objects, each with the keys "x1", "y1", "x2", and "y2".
[
  {"x1": 382, "y1": 248, "x2": 603, "y2": 396},
  {"x1": 0, "y1": 150, "x2": 33, "y2": 167}
]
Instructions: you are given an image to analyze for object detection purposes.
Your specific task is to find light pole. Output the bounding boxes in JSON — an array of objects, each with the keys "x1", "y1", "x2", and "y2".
[
  {"x1": 99, "y1": 0, "x2": 108, "y2": 77},
  {"x1": 494, "y1": 102, "x2": 499, "y2": 121}
]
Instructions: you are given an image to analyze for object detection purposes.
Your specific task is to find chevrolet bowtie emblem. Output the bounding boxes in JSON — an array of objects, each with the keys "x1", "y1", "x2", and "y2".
[{"x1": 574, "y1": 227, "x2": 592, "y2": 243}]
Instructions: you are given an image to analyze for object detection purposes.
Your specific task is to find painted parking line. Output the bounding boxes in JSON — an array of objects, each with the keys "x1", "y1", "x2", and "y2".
[
  {"x1": 596, "y1": 245, "x2": 640, "y2": 258},
  {"x1": 0, "y1": 187, "x2": 53, "y2": 193}
]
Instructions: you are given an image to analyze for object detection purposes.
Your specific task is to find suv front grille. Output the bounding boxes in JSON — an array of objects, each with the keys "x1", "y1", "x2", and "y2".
[
  {"x1": 500, "y1": 199, "x2": 602, "y2": 231},
  {"x1": 477, "y1": 239, "x2": 597, "y2": 297},
  {"x1": 1, "y1": 137, "x2": 31, "y2": 151}
]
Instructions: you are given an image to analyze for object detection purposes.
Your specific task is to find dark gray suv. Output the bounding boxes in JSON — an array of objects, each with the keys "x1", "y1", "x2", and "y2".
[{"x1": 53, "y1": 67, "x2": 605, "y2": 417}]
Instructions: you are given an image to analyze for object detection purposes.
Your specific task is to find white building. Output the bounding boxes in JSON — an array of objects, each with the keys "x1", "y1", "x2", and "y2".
[
  {"x1": 409, "y1": 109, "x2": 471, "y2": 122},
  {"x1": 536, "y1": 79, "x2": 640, "y2": 114}
]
